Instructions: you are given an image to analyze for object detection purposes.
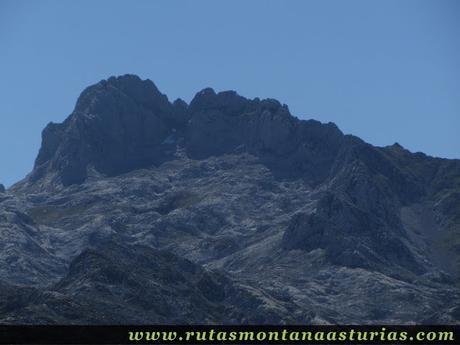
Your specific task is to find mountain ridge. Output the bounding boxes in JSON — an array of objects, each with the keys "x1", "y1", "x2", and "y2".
[{"x1": 1, "y1": 74, "x2": 459, "y2": 324}]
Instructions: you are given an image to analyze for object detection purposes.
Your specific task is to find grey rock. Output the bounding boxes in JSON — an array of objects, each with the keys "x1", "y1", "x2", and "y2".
[
  {"x1": 282, "y1": 192, "x2": 423, "y2": 274},
  {"x1": 3, "y1": 75, "x2": 460, "y2": 324},
  {"x1": 31, "y1": 75, "x2": 182, "y2": 186}
]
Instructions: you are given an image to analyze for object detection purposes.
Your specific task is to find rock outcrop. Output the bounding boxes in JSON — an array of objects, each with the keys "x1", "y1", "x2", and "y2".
[
  {"x1": 31, "y1": 75, "x2": 181, "y2": 186},
  {"x1": 282, "y1": 192, "x2": 423, "y2": 275},
  {"x1": 24, "y1": 75, "x2": 345, "y2": 189}
]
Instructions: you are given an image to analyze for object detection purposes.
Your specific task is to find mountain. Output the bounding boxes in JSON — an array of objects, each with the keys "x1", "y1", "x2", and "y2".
[{"x1": 1, "y1": 74, "x2": 459, "y2": 324}]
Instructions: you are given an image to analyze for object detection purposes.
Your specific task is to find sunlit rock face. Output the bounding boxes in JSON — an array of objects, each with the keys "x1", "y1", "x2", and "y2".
[{"x1": 3, "y1": 75, "x2": 460, "y2": 324}]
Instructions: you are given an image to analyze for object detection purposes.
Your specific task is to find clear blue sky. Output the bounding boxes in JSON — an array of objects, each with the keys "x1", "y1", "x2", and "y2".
[{"x1": 1, "y1": 0, "x2": 459, "y2": 187}]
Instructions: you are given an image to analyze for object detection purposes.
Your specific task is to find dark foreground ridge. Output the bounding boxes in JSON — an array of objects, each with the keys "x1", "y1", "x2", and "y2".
[{"x1": 1, "y1": 74, "x2": 459, "y2": 324}]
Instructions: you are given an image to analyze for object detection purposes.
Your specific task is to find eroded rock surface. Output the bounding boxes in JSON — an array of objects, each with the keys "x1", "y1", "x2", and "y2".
[{"x1": 2, "y1": 75, "x2": 459, "y2": 324}]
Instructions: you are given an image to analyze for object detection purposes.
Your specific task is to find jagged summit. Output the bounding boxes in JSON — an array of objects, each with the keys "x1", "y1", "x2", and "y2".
[
  {"x1": 31, "y1": 75, "x2": 180, "y2": 186},
  {"x1": 189, "y1": 87, "x2": 255, "y2": 115},
  {"x1": 78, "y1": 74, "x2": 165, "y2": 101},
  {"x1": 23, "y1": 75, "x2": 346, "y2": 189}
]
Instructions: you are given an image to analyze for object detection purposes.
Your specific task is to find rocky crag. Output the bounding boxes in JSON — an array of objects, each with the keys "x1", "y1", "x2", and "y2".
[{"x1": 1, "y1": 75, "x2": 459, "y2": 324}]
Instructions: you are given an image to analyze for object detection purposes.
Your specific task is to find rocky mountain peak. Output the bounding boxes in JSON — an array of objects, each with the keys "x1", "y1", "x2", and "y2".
[
  {"x1": 189, "y1": 88, "x2": 256, "y2": 116},
  {"x1": 30, "y1": 75, "x2": 181, "y2": 186},
  {"x1": 74, "y1": 74, "x2": 169, "y2": 114},
  {"x1": 22, "y1": 75, "x2": 350, "y2": 189},
  {"x1": 17, "y1": 74, "x2": 455, "y2": 212},
  {"x1": 2, "y1": 74, "x2": 460, "y2": 324}
]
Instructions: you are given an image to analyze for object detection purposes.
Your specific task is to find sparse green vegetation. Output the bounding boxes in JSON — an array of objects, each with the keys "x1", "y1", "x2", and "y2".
[{"x1": 28, "y1": 204, "x2": 94, "y2": 225}]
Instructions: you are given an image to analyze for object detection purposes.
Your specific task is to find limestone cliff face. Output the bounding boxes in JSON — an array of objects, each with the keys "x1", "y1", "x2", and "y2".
[
  {"x1": 29, "y1": 75, "x2": 346, "y2": 187},
  {"x1": 31, "y1": 75, "x2": 180, "y2": 186},
  {"x1": 3, "y1": 75, "x2": 460, "y2": 324}
]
